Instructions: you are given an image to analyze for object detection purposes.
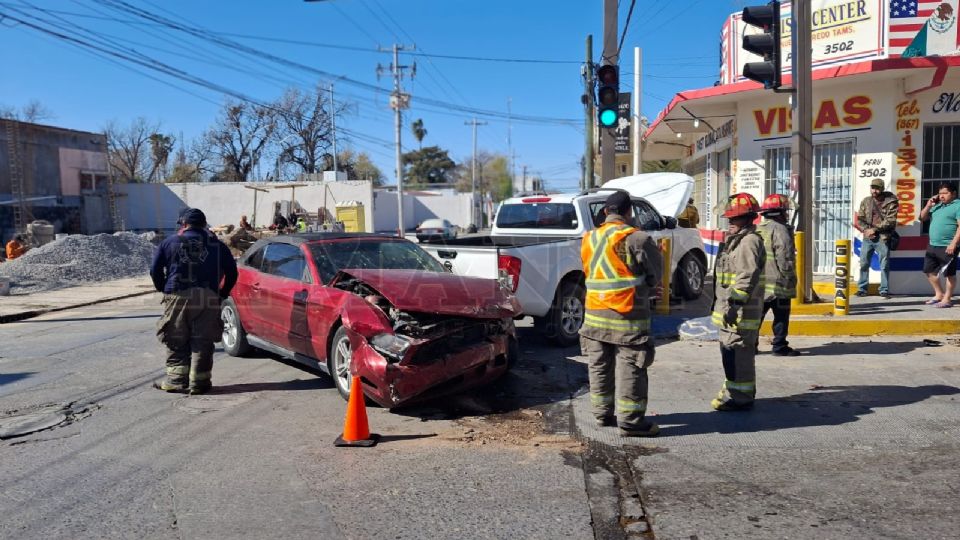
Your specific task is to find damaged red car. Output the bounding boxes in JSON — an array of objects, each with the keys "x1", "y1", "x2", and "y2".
[{"x1": 220, "y1": 233, "x2": 521, "y2": 408}]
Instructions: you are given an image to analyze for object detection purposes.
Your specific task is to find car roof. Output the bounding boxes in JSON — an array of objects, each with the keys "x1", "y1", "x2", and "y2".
[
  {"x1": 274, "y1": 232, "x2": 400, "y2": 245},
  {"x1": 419, "y1": 218, "x2": 447, "y2": 225}
]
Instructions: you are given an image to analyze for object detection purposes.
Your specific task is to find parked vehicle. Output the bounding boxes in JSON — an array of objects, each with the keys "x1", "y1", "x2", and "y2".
[
  {"x1": 416, "y1": 218, "x2": 458, "y2": 243},
  {"x1": 220, "y1": 233, "x2": 521, "y2": 408},
  {"x1": 419, "y1": 173, "x2": 707, "y2": 346}
]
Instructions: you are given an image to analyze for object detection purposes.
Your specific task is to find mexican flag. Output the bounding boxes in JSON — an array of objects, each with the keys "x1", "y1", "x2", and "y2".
[{"x1": 903, "y1": 1, "x2": 959, "y2": 58}]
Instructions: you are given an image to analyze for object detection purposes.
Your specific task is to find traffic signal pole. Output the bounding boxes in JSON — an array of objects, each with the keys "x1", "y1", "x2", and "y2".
[
  {"x1": 583, "y1": 35, "x2": 594, "y2": 190},
  {"x1": 601, "y1": 0, "x2": 617, "y2": 184},
  {"x1": 791, "y1": 0, "x2": 815, "y2": 302}
]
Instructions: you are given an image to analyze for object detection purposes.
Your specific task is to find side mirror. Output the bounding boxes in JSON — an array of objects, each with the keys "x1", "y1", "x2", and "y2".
[{"x1": 664, "y1": 216, "x2": 678, "y2": 230}]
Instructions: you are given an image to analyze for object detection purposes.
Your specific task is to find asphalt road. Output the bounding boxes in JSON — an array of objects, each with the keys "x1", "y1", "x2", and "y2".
[{"x1": 2, "y1": 294, "x2": 959, "y2": 539}]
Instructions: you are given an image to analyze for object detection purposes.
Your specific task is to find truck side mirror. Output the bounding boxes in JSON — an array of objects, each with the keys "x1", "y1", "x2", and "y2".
[{"x1": 664, "y1": 216, "x2": 678, "y2": 230}]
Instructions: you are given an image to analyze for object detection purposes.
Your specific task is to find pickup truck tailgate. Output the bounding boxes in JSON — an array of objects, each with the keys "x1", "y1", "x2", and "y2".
[{"x1": 423, "y1": 245, "x2": 500, "y2": 280}]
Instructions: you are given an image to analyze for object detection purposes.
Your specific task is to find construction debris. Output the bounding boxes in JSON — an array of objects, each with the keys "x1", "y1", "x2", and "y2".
[{"x1": 0, "y1": 232, "x2": 156, "y2": 294}]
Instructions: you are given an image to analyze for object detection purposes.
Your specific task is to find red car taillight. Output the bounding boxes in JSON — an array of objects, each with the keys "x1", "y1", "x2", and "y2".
[{"x1": 498, "y1": 254, "x2": 522, "y2": 292}]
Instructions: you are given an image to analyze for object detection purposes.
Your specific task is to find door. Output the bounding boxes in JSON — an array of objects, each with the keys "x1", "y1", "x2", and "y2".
[
  {"x1": 812, "y1": 140, "x2": 855, "y2": 273},
  {"x1": 233, "y1": 246, "x2": 267, "y2": 338},
  {"x1": 258, "y1": 242, "x2": 310, "y2": 350}
]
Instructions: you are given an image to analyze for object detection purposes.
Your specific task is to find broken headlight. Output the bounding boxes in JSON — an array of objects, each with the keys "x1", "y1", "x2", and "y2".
[{"x1": 369, "y1": 333, "x2": 412, "y2": 362}]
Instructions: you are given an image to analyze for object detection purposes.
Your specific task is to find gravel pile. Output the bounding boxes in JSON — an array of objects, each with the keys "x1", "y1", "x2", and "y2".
[{"x1": 0, "y1": 232, "x2": 157, "y2": 294}]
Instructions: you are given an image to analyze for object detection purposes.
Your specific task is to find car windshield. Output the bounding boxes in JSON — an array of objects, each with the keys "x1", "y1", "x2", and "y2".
[
  {"x1": 308, "y1": 239, "x2": 446, "y2": 281},
  {"x1": 495, "y1": 203, "x2": 578, "y2": 229}
]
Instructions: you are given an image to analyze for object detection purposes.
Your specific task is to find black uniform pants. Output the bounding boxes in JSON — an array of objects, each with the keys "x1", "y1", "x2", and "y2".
[{"x1": 760, "y1": 297, "x2": 791, "y2": 352}]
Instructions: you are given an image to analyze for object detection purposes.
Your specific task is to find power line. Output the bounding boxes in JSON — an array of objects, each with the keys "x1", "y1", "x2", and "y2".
[{"x1": 617, "y1": 0, "x2": 636, "y2": 57}]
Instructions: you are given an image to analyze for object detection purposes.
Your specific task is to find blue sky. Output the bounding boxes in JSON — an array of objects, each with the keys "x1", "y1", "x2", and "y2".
[{"x1": 0, "y1": 0, "x2": 751, "y2": 191}]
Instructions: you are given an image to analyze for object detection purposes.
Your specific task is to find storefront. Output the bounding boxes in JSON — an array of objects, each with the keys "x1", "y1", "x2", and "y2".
[{"x1": 642, "y1": 1, "x2": 960, "y2": 294}]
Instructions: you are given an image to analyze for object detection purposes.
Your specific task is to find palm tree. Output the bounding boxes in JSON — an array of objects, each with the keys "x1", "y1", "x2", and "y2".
[
  {"x1": 148, "y1": 133, "x2": 175, "y2": 182},
  {"x1": 411, "y1": 118, "x2": 427, "y2": 150}
]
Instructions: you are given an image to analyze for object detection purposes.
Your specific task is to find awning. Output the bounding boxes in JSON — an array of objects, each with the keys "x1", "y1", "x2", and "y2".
[{"x1": 642, "y1": 56, "x2": 960, "y2": 161}]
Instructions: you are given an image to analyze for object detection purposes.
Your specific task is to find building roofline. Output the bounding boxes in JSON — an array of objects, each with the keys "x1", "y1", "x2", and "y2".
[{"x1": 644, "y1": 56, "x2": 960, "y2": 141}]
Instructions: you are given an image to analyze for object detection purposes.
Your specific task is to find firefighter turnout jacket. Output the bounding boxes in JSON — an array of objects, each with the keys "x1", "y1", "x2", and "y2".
[
  {"x1": 757, "y1": 220, "x2": 797, "y2": 301},
  {"x1": 580, "y1": 214, "x2": 663, "y2": 346},
  {"x1": 712, "y1": 226, "x2": 766, "y2": 333}
]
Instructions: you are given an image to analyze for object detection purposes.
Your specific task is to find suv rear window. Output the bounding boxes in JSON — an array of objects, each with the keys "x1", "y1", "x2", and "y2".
[{"x1": 496, "y1": 203, "x2": 578, "y2": 229}]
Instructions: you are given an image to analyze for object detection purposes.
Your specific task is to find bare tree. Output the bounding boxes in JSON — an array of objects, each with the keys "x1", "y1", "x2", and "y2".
[
  {"x1": 209, "y1": 100, "x2": 277, "y2": 182},
  {"x1": 104, "y1": 117, "x2": 159, "y2": 183},
  {"x1": 274, "y1": 86, "x2": 345, "y2": 175},
  {"x1": 0, "y1": 100, "x2": 55, "y2": 123}
]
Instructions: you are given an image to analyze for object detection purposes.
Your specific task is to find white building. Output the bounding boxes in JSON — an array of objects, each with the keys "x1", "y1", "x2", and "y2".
[{"x1": 642, "y1": 0, "x2": 960, "y2": 294}]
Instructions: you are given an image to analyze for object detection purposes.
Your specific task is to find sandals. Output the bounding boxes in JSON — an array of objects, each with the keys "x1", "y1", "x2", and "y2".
[
  {"x1": 925, "y1": 298, "x2": 941, "y2": 305},
  {"x1": 934, "y1": 301, "x2": 952, "y2": 308}
]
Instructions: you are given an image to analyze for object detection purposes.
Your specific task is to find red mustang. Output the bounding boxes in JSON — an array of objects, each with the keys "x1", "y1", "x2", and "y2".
[{"x1": 220, "y1": 233, "x2": 521, "y2": 408}]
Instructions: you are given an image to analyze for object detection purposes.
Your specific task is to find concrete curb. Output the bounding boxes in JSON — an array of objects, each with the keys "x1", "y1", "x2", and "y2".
[{"x1": 0, "y1": 290, "x2": 156, "y2": 324}]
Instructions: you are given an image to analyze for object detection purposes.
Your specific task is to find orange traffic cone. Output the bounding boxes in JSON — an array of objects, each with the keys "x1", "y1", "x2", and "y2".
[{"x1": 334, "y1": 376, "x2": 380, "y2": 447}]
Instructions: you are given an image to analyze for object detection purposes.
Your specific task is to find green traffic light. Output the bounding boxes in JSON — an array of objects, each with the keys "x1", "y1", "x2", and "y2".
[{"x1": 599, "y1": 109, "x2": 618, "y2": 127}]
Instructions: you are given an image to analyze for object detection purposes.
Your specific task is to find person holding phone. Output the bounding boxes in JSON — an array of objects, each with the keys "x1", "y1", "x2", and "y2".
[
  {"x1": 920, "y1": 183, "x2": 960, "y2": 308},
  {"x1": 854, "y1": 178, "x2": 898, "y2": 299}
]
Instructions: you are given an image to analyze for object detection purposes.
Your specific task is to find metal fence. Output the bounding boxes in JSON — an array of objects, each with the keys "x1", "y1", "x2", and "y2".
[{"x1": 812, "y1": 140, "x2": 855, "y2": 274}]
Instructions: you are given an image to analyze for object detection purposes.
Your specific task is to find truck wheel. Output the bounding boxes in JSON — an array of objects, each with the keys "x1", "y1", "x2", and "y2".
[
  {"x1": 674, "y1": 253, "x2": 706, "y2": 300},
  {"x1": 539, "y1": 282, "x2": 585, "y2": 347},
  {"x1": 220, "y1": 298, "x2": 251, "y2": 356}
]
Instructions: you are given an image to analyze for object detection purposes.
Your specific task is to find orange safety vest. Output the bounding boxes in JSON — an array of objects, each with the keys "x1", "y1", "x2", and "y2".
[
  {"x1": 581, "y1": 222, "x2": 645, "y2": 314},
  {"x1": 5, "y1": 240, "x2": 27, "y2": 260}
]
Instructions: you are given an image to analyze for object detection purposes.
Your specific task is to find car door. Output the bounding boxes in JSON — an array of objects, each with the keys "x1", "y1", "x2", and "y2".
[
  {"x1": 258, "y1": 242, "x2": 310, "y2": 350},
  {"x1": 232, "y1": 245, "x2": 267, "y2": 338},
  {"x1": 300, "y1": 242, "x2": 346, "y2": 362},
  {"x1": 634, "y1": 199, "x2": 679, "y2": 269}
]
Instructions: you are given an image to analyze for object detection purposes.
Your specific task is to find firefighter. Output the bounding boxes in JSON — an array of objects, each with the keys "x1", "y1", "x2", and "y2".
[
  {"x1": 711, "y1": 193, "x2": 765, "y2": 411},
  {"x1": 757, "y1": 194, "x2": 800, "y2": 356},
  {"x1": 580, "y1": 190, "x2": 663, "y2": 437},
  {"x1": 150, "y1": 208, "x2": 238, "y2": 395}
]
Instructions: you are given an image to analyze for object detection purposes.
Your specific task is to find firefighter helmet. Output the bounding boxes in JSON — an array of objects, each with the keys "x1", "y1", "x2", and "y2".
[
  {"x1": 723, "y1": 193, "x2": 760, "y2": 218},
  {"x1": 759, "y1": 194, "x2": 791, "y2": 214}
]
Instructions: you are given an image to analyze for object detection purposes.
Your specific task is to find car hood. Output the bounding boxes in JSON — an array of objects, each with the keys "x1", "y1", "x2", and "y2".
[
  {"x1": 601, "y1": 172, "x2": 695, "y2": 218},
  {"x1": 339, "y1": 269, "x2": 521, "y2": 318}
]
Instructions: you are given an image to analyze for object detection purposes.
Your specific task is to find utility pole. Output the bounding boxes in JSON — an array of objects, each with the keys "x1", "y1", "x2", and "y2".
[
  {"x1": 507, "y1": 98, "x2": 515, "y2": 192},
  {"x1": 583, "y1": 34, "x2": 595, "y2": 191},
  {"x1": 600, "y1": 0, "x2": 618, "y2": 183},
  {"x1": 465, "y1": 117, "x2": 488, "y2": 228},
  {"x1": 328, "y1": 83, "x2": 338, "y2": 174},
  {"x1": 633, "y1": 47, "x2": 642, "y2": 176},
  {"x1": 377, "y1": 44, "x2": 415, "y2": 236},
  {"x1": 791, "y1": 0, "x2": 814, "y2": 301},
  {"x1": 522, "y1": 165, "x2": 528, "y2": 193}
]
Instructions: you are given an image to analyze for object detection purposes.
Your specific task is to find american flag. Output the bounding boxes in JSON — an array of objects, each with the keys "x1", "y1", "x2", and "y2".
[{"x1": 889, "y1": 0, "x2": 940, "y2": 57}]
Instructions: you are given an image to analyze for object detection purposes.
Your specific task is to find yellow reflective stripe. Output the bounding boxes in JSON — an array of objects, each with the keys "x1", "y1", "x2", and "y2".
[
  {"x1": 729, "y1": 288, "x2": 749, "y2": 301},
  {"x1": 166, "y1": 366, "x2": 189, "y2": 375},
  {"x1": 591, "y1": 393, "x2": 614, "y2": 406},
  {"x1": 585, "y1": 276, "x2": 645, "y2": 291},
  {"x1": 616, "y1": 398, "x2": 647, "y2": 413},
  {"x1": 191, "y1": 370, "x2": 211, "y2": 382},
  {"x1": 588, "y1": 225, "x2": 624, "y2": 271},
  {"x1": 716, "y1": 272, "x2": 737, "y2": 285},
  {"x1": 724, "y1": 380, "x2": 756, "y2": 392},
  {"x1": 584, "y1": 313, "x2": 650, "y2": 331},
  {"x1": 764, "y1": 284, "x2": 795, "y2": 295},
  {"x1": 710, "y1": 312, "x2": 761, "y2": 330}
]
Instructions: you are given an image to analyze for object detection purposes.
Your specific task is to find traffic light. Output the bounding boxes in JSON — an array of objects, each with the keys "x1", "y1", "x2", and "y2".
[
  {"x1": 595, "y1": 64, "x2": 619, "y2": 128},
  {"x1": 741, "y1": 1, "x2": 781, "y2": 90}
]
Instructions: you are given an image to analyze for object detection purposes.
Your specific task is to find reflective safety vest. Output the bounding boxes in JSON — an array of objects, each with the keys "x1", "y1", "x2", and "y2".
[{"x1": 582, "y1": 222, "x2": 645, "y2": 315}]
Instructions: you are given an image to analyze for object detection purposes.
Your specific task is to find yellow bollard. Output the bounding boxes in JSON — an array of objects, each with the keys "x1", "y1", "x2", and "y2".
[
  {"x1": 792, "y1": 231, "x2": 806, "y2": 307},
  {"x1": 834, "y1": 239, "x2": 851, "y2": 316},
  {"x1": 657, "y1": 237, "x2": 672, "y2": 315}
]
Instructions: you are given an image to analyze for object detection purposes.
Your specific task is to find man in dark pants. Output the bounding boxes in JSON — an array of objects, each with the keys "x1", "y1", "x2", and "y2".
[
  {"x1": 757, "y1": 194, "x2": 800, "y2": 356},
  {"x1": 150, "y1": 208, "x2": 238, "y2": 394}
]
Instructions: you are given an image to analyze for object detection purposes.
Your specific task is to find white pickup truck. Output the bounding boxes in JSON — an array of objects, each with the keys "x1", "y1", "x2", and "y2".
[{"x1": 419, "y1": 173, "x2": 708, "y2": 346}]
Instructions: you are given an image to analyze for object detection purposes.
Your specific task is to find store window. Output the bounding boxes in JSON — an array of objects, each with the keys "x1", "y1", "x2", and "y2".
[
  {"x1": 764, "y1": 146, "x2": 792, "y2": 195},
  {"x1": 765, "y1": 141, "x2": 855, "y2": 274},
  {"x1": 922, "y1": 124, "x2": 960, "y2": 201}
]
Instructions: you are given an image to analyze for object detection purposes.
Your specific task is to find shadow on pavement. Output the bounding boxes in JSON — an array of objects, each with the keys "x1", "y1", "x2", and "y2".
[
  {"x1": 0, "y1": 372, "x2": 35, "y2": 386},
  {"x1": 210, "y1": 378, "x2": 332, "y2": 394},
  {"x1": 378, "y1": 434, "x2": 438, "y2": 443},
  {"x1": 655, "y1": 385, "x2": 960, "y2": 437},
  {"x1": 20, "y1": 314, "x2": 160, "y2": 323},
  {"x1": 795, "y1": 340, "x2": 927, "y2": 356}
]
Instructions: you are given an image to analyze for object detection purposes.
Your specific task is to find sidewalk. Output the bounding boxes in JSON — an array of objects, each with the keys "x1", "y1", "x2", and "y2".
[{"x1": 0, "y1": 276, "x2": 156, "y2": 323}]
